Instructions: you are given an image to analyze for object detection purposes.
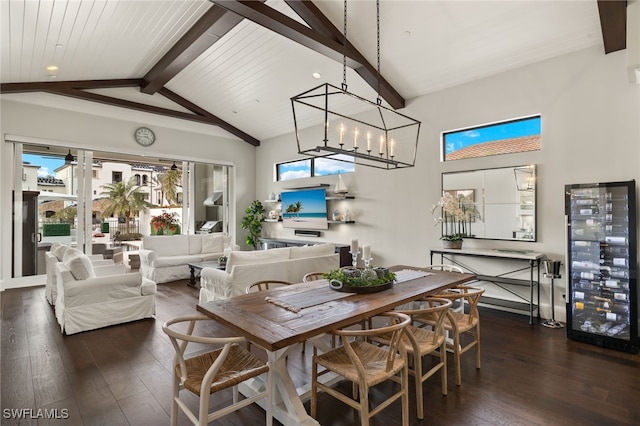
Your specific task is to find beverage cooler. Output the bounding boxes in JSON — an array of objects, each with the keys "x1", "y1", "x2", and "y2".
[{"x1": 565, "y1": 180, "x2": 638, "y2": 353}]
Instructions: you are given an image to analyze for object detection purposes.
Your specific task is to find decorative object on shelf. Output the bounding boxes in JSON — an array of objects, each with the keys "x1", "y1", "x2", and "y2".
[
  {"x1": 240, "y1": 200, "x2": 265, "y2": 250},
  {"x1": 334, "y1": 174, "x2": 348, "y2": 194},
  {"x1": 268, "y1": 192, "x2": 277, "y2": 201},
  {"x1": 324, "y1": 267, "x2": 396, "y2": 293},
  {"x1": 344, "y1": 208, "x2": 353, "y2": 222},
  {"x1": 442, "y1": 239, "x2": 463, "y2": 250},
  {"x1": 332, "y1": 209, "x2": 343, "y2": 221},
  {"x1": 290, "y1": 0, "x2": 420, "y2": 170},
  {"x1": 268, "y1": 210, "x2": 279, "y2": 220},
  {"x1": 431, "y1": 191, "x2": 481, "y2": 247},
  {"x1": 217, "y1": 256, "x2": 228, "y2": 268}
]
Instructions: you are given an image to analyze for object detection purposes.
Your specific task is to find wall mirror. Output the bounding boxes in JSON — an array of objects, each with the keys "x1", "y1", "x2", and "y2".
[{"x1": 441, "y1": 164, "x2": 536, "y2": 241}]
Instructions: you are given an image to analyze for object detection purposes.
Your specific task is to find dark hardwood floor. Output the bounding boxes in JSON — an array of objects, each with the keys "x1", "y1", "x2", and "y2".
[{"x1": 2, "y1": 281, "x2": 639, "y2": 426}]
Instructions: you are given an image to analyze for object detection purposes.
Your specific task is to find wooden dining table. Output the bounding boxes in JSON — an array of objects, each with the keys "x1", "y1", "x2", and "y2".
[{"x1": 197, "y1": 265, "x2": 475, "y2": 426}]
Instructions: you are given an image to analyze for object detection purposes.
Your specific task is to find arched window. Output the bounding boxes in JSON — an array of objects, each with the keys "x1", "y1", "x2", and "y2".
[
  {"x1": 142, "y1": 175, "x2": 148, "y2": 185},
  {"x1": 134, "y1": 174, "x2": 141, "y2": 185}
]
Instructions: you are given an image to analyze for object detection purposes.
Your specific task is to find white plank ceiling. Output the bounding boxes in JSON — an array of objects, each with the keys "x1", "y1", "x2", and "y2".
[{"x1": 1, "y1": 1, "x2": 605, "y2": 143}]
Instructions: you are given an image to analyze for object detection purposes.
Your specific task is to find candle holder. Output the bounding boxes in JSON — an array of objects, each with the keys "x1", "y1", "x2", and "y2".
[
  {"x1": 349, "y1": 249, "x2": 359, "y2": 270},
  {"x1": 361, "y1": 257, "x2": 377, "y2": 279}
]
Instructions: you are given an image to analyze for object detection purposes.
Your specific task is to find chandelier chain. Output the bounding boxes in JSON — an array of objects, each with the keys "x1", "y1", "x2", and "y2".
[
  {"x1": 376, "y1": 0, "x2": 381, "y2": 105},
  {"x1": 342, "y1": 0, "x2": 348, "y2": 90}
]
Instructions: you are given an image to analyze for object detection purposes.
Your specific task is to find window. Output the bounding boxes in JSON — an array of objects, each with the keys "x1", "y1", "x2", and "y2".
[
  {"x1": 442, "y1": 115, "x2": 541, "y2": 161},
  {"x1": 112, "y1": 171, "x2": 122, "y2": 183},
  {"x1": 276, "y1": 156, "x2": 354, "y2": 182},
  {"x1": 92, "y1": 169, "x2": 99, "y2": 178},
  {"x1": 142, "y1": 175, "x2": 148, "y2": 185},
  {"x1": 134, "y1": 174, "x2": 141, "y2": 185}
]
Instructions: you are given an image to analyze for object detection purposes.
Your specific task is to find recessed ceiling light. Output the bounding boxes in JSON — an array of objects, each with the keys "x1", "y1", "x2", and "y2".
[
  {"x1": 404, "y1": 31, "x2": 411, "y2": 37},
  {"x1": 312, "y1": 72, "x2": 322, "y2": 79},
  {"x1": 46, "y1": 65, "x2": 58, "y2": 72},
  {"x1": 55, "y1": 43, "x2": 63, "y2": 48}
]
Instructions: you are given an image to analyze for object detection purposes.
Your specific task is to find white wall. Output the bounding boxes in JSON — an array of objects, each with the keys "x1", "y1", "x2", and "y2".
[
  {"x1": 0, "y1": 96, "x2": 257, "y2": 289},
  {"x1": 256, "y1": 46, "x2": 640, "y2": 321}
]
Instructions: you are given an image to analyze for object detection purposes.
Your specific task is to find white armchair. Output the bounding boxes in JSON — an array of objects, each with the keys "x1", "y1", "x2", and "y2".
[
  {"x1": 45, "y1": 243, "x2": 112, "y2": 305},
  {"x1": 54, "y1": 250, "x2": 156, "y2": 334}
]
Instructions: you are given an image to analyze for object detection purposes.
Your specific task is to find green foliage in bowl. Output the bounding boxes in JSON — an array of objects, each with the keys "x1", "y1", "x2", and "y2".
[{"x1": 322, "y1": 268, "x2": 396, "y2": 287}]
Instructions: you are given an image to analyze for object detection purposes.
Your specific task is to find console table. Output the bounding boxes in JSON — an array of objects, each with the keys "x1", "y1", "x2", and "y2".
[
  {"x1": 259, "y1": 238, "x2": 351, "y2": 267},
  {"x1": 430, "y1": 247, "x2": 544, "y2": 324}
]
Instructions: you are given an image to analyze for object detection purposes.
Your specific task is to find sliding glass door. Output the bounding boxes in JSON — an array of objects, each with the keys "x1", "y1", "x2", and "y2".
[{"x1": 10, "y1": 142, "x2": 232, "y2": 280}]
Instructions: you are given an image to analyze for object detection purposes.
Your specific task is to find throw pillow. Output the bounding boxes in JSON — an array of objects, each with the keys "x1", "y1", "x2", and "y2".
[
  {"x1": 289, "y1": 243, "x2": 335, "y2": 259},
  {"x1": 63, "y1": 252, "x2": 96, "y2": 280},
  {"x1": 52, "y1": 242, "x2": 70, "y2": 261},
  {"x1": 201, "y1": 234, "x2": 223, "y2": 254},
  {"x1": 225, "y1": 247, "x2": 290, "y2": 272}
]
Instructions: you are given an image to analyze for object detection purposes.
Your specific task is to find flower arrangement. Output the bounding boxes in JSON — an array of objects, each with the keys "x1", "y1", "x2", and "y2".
[
  {"x1": 431, "y1": 192, "x2": 481, "y2": 241},
  {"x1": 150, "y1": 210, "x2": 180, "y2": 235}
]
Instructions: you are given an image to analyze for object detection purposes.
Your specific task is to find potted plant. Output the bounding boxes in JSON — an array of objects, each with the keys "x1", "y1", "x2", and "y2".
[
  {"x1": 431, "y1": 192, "x2": 481, "y2": 249},
  {"x1": 241, "y1": 200, "x2": 265, "y2": 250},
  {"x1": 150, "y1": 210, "x2": 180, "y2": 235}
]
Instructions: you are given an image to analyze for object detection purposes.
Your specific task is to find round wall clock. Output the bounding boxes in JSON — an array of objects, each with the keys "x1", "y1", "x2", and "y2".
[{"x1": 134, "y1": 127, "x2": 155, "y2": 146}]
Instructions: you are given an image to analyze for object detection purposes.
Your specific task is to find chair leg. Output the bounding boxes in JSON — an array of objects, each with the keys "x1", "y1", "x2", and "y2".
[
  {"x1": 311, "y1": 358, "x2": 318, "y2": 418},
  {"x1": 359, "y1": 382, "x2": 369, "y2": 426},
  {"x1": 475, "y1": 326, "x2": 481, "y2": 369},
  {"x1": 170, "y1": 376, "x2": 179, "y2": 426},
  {"x1": 453, "y1": 332, "x2": 462, "y2": 386},
  {"x1": 414, "y1": 352, "x2": 424, "y2": 419},
  {"x1": 440, "y1": 342, "x2": 448, "y2": 396},
  {"x1": 401, "y1": 362, "x2": 409, "y2": 426}
]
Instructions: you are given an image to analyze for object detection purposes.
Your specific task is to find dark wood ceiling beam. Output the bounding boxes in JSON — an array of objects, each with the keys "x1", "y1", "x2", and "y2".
[
  {"x1": 284, "y1": 0, "x2": 405, "y2": 109},
  {"x1": 1, "y1": 79, "x2": 141, "y2": 93},
  {"x1": 597, "y1": 0, "x2": 627, "y2": 54},
  {"x1": 141, "y1": 4, "x2": 249, "y2": 94},
  {"x1": 44, "y1": 87, "x2": 259, "y2": 145},
  {"x1": 159, "y1": 87, "x2": 259, "y2": 145},
  {"x1": 211, "y1": 0, "x2": 405, "y2": 109}
]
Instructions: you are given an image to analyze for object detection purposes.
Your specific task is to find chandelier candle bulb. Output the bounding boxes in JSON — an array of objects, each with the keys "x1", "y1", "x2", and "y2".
[
  {"x1": 379, "y1": 135, "x2": 384, "y2": 154},
  {"x1": 354, "y1": 128, "x2": 359, "y2": 148},
  {"x1": 340, "y1": 124, "x2": 345, "y2": 146},
  {"x1": 390, "y1": 139, "x2": 395, "y2": 157},
  {"x1": 367, "y1": 132, "x2": 372, "y2": 152}
]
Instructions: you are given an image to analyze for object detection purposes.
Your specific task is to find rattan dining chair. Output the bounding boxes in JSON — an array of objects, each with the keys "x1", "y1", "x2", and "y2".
[
  {"x1": 311, "y1": 311, "x2": 411, "y2": 426},
  {"x1": 162, "y1": 315, "x2": 273, "y2": 426},
  {"x1": 426, "y1": 264, "x2": 464, "y2": 273},
  {"x1": 373, "y1": 297, "x2": 453, "y2": 419},
  {"x1": 416, "y1": 285, "x2": 485, "y2": 386},
  {"x1": 302, "y1": 272, "x2": 325, "y2": 282}
]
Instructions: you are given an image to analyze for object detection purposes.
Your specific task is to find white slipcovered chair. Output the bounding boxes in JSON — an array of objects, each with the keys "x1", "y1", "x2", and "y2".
[
  {"x1": 45, "y1": 242, "x2": 112, "y2": 305},
  {"x1": 54, "y1": 249, "x2": 156, "y2": 334}
]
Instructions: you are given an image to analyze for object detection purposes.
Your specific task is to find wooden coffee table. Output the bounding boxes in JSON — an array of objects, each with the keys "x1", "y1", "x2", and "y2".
[{"x1": 187, "y1": 261, "x2": 225, "y2": 288}]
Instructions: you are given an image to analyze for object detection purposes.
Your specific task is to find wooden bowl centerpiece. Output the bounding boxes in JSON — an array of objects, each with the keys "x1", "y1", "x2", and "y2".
[{"x1": 324, "y1": 268, "x2": 396, "y2": 293}]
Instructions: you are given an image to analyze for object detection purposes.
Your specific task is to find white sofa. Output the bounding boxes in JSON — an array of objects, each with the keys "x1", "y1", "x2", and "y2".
[
  {"x1": 54, "y1": 250, "x2": 157, "y2": 335},
  {"x1": 139, "y1": 234, "x2": 238, "y2": 284},
  {"x1": 199, "y1": 243, "x2": 339, "y2": 303},
  {"x1": 45, "y1": 243, "x2": 112, "y2": 305}
]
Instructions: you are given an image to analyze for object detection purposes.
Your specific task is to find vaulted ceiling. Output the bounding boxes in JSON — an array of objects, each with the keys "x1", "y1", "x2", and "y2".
[{"x1": 0, "y1": 1, "x2": 629, "y2": 146}]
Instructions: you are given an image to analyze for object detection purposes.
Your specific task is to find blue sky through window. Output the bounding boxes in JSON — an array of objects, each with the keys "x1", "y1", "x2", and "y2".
[
  {"x1": 23, "y1": 154, "x2": 64, "y2": 177},
  {"x1": 444, "y1": 116, "x2": 541, "y2": 157}
]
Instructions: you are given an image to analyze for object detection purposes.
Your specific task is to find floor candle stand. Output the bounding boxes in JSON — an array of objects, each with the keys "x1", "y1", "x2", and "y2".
[{"x1": 542, "y1": 260, "x2": 563, "y2": 329}]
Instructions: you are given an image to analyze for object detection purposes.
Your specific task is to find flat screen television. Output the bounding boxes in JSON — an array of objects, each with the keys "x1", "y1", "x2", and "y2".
[{"x1": 281, "y1": 187, "x2": 329, "y2": 230}]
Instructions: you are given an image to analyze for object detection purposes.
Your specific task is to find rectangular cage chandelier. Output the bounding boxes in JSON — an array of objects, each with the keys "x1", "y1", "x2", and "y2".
[{"x1": 291, "y1": 82, "x2": 421, "y2": 170}]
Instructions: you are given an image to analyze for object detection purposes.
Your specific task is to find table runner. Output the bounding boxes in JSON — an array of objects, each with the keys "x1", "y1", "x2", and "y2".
[{"x1": 265, "y1": 283, "x2": 353, "y2": 312}]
